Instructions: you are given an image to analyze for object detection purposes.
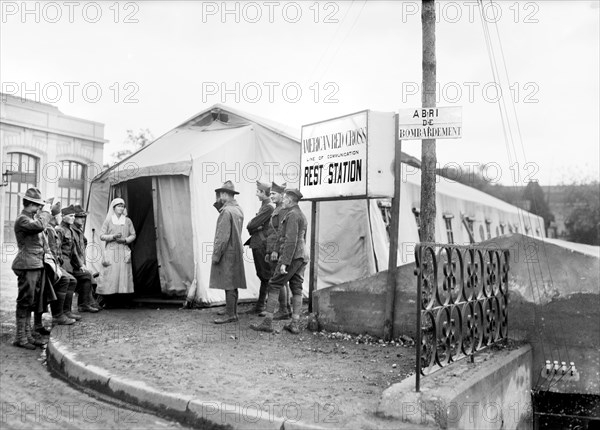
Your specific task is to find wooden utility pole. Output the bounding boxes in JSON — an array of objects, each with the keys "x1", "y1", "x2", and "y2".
[
  {"x1": 420, "y1": 0, "x2": 437, "y2": 243},
  {"x1": 383, "y1": 116, "x2": 402, "y2": 342}
]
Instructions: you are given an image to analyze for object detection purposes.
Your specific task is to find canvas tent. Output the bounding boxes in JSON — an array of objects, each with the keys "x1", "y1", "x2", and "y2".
[{"x1": 85, "y1": 104, "x2": 545, "y2": 305}]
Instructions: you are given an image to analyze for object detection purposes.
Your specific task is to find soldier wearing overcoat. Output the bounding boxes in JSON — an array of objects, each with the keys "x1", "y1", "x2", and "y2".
[{"x1": 210, "y1": 181, "x2": 246, "y2": 324}]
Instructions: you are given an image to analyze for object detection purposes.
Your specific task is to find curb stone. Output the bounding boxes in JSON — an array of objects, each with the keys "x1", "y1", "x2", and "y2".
[{"x1": 47, "y1": 336, "x2": 329, "y2": 430}]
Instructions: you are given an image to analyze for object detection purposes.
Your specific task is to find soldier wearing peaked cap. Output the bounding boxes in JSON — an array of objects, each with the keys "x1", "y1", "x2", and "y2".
[
  {"x1": 11, "y1": 188, "x2": 53, "y2": 349},
  {"x1": 56, "y1": 204, "x2": 96, "y2": 320},
  {"x1": 264, "y1": 181, "x2": 292, "y2": 320},
  {"x1": 210, "y1": 181, "x2": 246, "y2": 324},
  {"x1": 243, "y1": 181, "x2": 274, "y2": 315},
  {"x1": 72, "y1": 204, "x2": 101, "y2": 311},
  {"x1": 35, "y1": 206, "x2": 76, "y2": 329},
  {"x1": 252, "y1": 188, "x2": 308, "y2": 334}
]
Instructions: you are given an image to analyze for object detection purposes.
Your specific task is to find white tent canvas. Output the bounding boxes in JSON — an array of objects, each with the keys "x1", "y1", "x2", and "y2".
[{"x1": 85, "y1": 105, "x2": 545, "y2": 305}]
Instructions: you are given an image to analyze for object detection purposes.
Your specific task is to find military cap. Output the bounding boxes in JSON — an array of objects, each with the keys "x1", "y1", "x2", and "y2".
[
  {"x1": 73, "y1": 204, "x2": 88, "y2": 217},
  {"x1": 256, "y1": 181, "x2": 270, "y2": 193},
  {"x1": 61, "y1": 204, "x2": 77, "y2": 216},
  {"x1": 51, "y1": 201, "x2": 62, "y2": 216},
  {"x1": 271, "y1": 181, "x2": 286, "y2": 194},
  {"x1": 284, "y1": 188, "x2": 303, "y2": 200}
]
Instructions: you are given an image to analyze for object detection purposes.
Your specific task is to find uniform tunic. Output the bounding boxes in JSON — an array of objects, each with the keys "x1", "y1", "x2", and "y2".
[
  {"x1": 12, "y1": 211, "x2": 46, "y2": 311},
  {"x1": 245, "y1": 198, "x2": 274, "y2": 282}
]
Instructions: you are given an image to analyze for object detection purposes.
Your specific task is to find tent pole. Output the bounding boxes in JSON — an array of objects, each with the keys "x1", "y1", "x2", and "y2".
[
  {"x1": 308, "y1": 200, "x2": 320, "y2": 313},
  {"x1": 384, "y1": 115, "x2": 402, "y2": 342}
]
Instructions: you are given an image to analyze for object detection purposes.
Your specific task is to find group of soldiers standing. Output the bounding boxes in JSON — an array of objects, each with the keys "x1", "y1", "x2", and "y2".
[
  {"x1": 209, "y1": 180, "x2": 308, "y2": 334},
  {"x1": 11, "y1": 179, "x2": 309, "y2": 350},
  {"x1": 11, "y1": 187, "x2": 100, "y2": 350}
]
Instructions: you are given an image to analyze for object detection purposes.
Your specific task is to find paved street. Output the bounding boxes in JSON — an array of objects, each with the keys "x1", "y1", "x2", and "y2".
[{"x1": 0, "y1": 252, "x2": 187, "y2": 430}]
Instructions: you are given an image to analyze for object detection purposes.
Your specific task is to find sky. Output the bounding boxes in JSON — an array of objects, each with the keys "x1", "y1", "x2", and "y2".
[{"x1": 1, "y1": 0, "x2": 599, "y2": 186}]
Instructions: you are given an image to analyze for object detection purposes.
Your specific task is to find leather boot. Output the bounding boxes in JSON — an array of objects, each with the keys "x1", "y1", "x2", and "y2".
[
  {"x1": 278, "y1": 284, "x2": 290, "y2": 314},
  {"x1": 13, "y1": 309, "x2": 35, "y2": 350},
  {"x1": 25, "y1": 312, "x2": 46, "y2": 346},
  {"x1": 250, "y1": 316, "x2": 274, "y2": 333},
  {"x1": 50, "y1": 291, "x2": 66, "y2": 320},
  {"x1": 63, "y1": 289, "x2": 74, "y2": 314},
  {"x1": 53, "y1": 314, "x2": 75, "y2": 326},
  {"x1": 214, "y1": 290, "x2": 239, "y2": 324},
  {"x1": 78, "y1": 281, "x2": 98, "y2": 312},
  {"x1": 64, "y1": 311, "x2": 82, "y2": 321},
  {"x1": 63, "y1": 290, "x2": 82, "y2": 320},
  {"x1": 256, "y1": 280, "x2": 268, "y2": 312},
  {"x1": 274, "y1": 286, "x2": 291, "y2": 320},
  {"x1": 284, "y1": 318, "x2": 301, "y2": 334},
  {"x1": 34, "y1": 312, "x2": 51, "y2": 336}
]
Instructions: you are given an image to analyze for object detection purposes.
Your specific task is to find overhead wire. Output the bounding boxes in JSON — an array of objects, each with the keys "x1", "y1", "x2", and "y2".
[
  {"x1": 485, "y1": 0, "x2": 573, "y2": 382},
  {"x1": 313, "y1": 0, "x2": 368, "y2": 83},
  {"x1": 305, "y1": 0, "x2": 357, "y2": 84},
  {"x1": 476, "y1": 0, "x2": 573, "y2": 390}
]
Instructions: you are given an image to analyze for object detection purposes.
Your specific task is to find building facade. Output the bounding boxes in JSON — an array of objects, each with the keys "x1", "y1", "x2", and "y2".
[{"x1": 1, "y1": 93, "x2": 106, "y2": 245}]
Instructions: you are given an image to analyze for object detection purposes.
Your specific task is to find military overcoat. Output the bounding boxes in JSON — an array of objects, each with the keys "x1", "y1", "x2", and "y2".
[{"x1": 209, "y1": 200, "x2": 247, "y2": 290}]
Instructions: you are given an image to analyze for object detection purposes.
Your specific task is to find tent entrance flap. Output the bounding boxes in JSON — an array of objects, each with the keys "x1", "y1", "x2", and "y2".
[{"x1": 125, "y1": 177, "x2": 161, "y2": 297}]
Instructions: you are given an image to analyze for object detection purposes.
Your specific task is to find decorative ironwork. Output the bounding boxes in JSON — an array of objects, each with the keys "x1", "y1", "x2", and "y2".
[{"x1": 415, "y1": 243, "x2": 510, "y2": 391}]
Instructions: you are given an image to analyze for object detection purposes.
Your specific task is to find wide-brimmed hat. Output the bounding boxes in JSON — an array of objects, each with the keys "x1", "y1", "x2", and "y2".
[
  {"x1": 214, "y1": 180, "x2": 239, "y2": 195},
  {"x1": 61, "y1": 204, "x2": 77, "y2": 216},
  {"x1": 18, "y1": 187, "x2": 46, "y2": 206},
  {"x1": 73, "y1": 204, "x2": 88, "y2": 217},
  {"x1": 271, "y1": 181, "x2": 286, "y2": 194},
  {"x1": 284, "y1": 188, "x2": 303, "y2": 200},
  {"x1": 256, "y1": 181, "x2": 270, "y2": 193}
]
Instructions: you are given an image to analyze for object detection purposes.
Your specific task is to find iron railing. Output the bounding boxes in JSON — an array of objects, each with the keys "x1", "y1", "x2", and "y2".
[{"x1": 414, "y1": 243, "x2": 510, "y2": 391}]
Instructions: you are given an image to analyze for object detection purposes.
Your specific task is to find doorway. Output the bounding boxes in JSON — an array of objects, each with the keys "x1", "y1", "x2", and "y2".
[{"x1": 124, "y1": 177, "x2": 161, "y2": 297}]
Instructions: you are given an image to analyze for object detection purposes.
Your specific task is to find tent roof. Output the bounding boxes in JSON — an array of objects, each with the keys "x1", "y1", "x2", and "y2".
[
  {"x1": 92, "y1": 104, "x2": 301, "y2": 183},
  {"x1": 93, "y1": 104, "x2": 530, "y2": 219}
]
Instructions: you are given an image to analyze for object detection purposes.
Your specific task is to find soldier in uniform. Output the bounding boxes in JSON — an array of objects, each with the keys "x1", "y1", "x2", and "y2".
[
  {"x1": 265, "y1": 181, "x2": 292, "y2": 320},
  {"x1": 11, "y1": 188, "x2": 50, "y2": 349},
  {"x1": 56, "y1": 205, "x2": 95, "y2": 320},
  {"x1": 244, "y1": 181, "x2": 274, "y2": 315},
  {"x1": 33, "y1": 203, "x2": 76, "y2": 332},
  {"x1": 210, "y1": 181, "x2": 246, "y2": 324},
  {"x1": 72, "y1": 205, "x2": 101, "y2": 311},
  {"x1": 252, "y1": 188, "x2": 308, "y2": 334}
]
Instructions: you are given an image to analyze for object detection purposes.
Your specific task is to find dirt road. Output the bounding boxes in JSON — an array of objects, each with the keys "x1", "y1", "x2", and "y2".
[{"x1": 1, "y1": 254, "x2": 187, "y2": 430}]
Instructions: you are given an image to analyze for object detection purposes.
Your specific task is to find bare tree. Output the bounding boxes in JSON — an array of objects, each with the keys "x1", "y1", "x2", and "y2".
[{"x1": 112, "y1": 128, "x2": 154, "y2": 162}]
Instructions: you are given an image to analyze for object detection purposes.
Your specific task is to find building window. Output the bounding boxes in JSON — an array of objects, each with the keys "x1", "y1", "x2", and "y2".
[
  {"x1": 485, "y1": 219, "x2": 492, "y2": 240},
  {"x1": 443, "y1": 214, "x2": 454, "y2": 244},
  {"x1": 5, "y1": 152, "x2": 39, "y2": 233},
  {"x1": 412, "y1": 207, "x2": 422, "y2": 241},
  {"x1": 58, "y1": 161, "x2": 85, "y2": 206}
]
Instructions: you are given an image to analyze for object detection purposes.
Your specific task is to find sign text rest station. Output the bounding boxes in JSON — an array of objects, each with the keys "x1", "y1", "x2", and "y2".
[{"x1": 300, "y1": 110, "x2": 396, "y2": 200}]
